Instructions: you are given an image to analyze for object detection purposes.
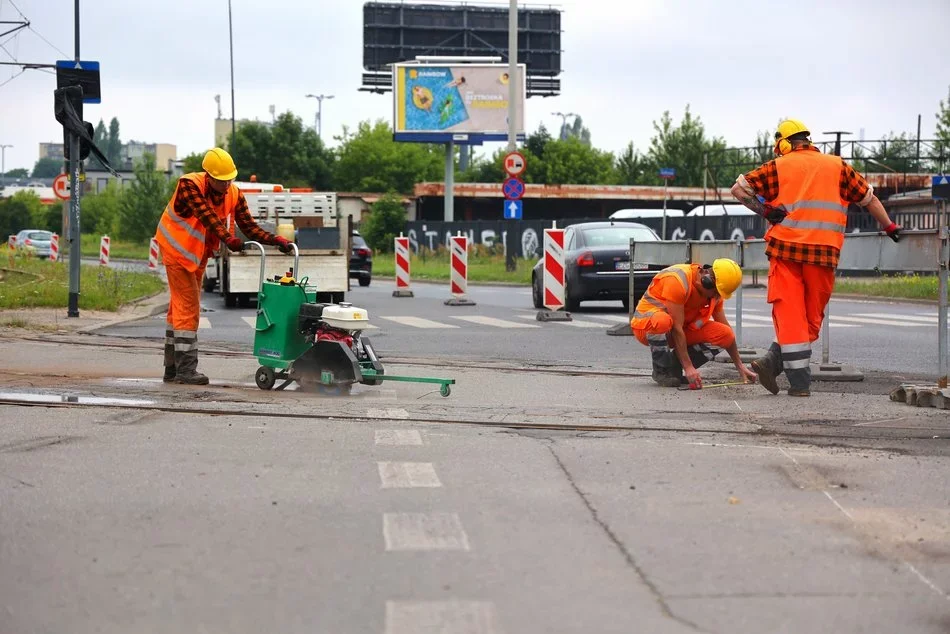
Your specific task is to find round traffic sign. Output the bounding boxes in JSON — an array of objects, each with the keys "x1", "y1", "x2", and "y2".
[
  {"x1": 503, "y1": 151, "x2": 526, "y2": 177},
  {"x1": 53, "y1": 173, "x2": 70, "y2": 200},
  {"x1": 502, "y1": 177, "x2": 525, "y2": 200}
]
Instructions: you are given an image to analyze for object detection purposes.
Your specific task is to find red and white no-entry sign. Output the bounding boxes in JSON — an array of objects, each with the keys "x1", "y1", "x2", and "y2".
[
  {"x1": 53, "y1": 173, "x2": 70, "y2": 201},
  {"x1": 543, "y1": 228, "x2": 566, "y2": 310},
  {"x1": 503, "y1": 151, "x2": 526, "y2": 177}
]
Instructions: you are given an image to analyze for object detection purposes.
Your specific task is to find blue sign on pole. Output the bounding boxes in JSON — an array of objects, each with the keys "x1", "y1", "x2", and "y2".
[
  {"x1": 504, "y1": 199, "x2": 523, "y2": 220},
  {"x1": 503, "y1": 177, "x2": 525, "y2": 200},
  {"x1": 933, "y1": 175, "x2": 950, "y2": 200},
  {"x1": 659, "y1": 167, "x2": 676, "y2": 180},
  {"x1": 55, "y1": 60, "x2": 101, "y2": 104}
]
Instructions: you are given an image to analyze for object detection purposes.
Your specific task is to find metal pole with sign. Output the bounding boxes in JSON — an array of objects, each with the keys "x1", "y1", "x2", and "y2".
[
  {"x1": 505, "y1": 0, "x2": 518, "y2": 272},
  {"x1": 67, "y1": 0, "x2": 81, "y2": 318},
  {"x1": 659, "y1": 168, "x2": 675, "y2": 239},
  {"x1": 934, "y1": 175, "x2": 950, "y2": 387}
]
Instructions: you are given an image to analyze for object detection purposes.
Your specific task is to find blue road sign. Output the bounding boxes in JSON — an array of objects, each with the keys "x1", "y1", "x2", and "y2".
[
  {"x1": 659, "y1": 167, "x2": 675, "y2": 179},
  {"x1": 503, "y1": 177, "x2": 525, "y2": 200},
  {"x1": 504, "y1": 199, "x2": 523, "y2": 220},
  {"x1": 55, "y1": 60, "x2": 101, "y2": 103},
  {"x1": 933, "y1": 175, "x2": 950, "y2": 200}
]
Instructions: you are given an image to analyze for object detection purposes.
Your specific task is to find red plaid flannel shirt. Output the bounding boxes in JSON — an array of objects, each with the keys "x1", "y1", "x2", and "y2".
[
  {"x1": 742, "y1": 146, "x2": 872, "y2": 268},
  {"x1": 173, "y1": 178, "x2": 276, "y2": 251}
]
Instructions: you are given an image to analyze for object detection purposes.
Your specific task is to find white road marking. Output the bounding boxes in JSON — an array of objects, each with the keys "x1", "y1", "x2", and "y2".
[
  {"x1": 198, "y1": 317, "x2": 211, "y2": 329},
  {"x1": 379, "y1": 316, "x2": 459, "y2": 329},
  {"x1": 367, "y1": 408, "x2": 410, "y2": 420},
  {"x1": 856, "y1": 313, "x2": 939, "y2": 324},
  {"x1": 385, "y1": 600, "x2": 499, "y2": 634},
  {"x1": 383, "y1": 512, "x2": 471, "y2": 551},
  {"x1": 378, "y1": 462, "x2": 442, "y2": 488},
  {"x1": 581, "y1": 314, "x2": 629, "y2": 323},
  {"x1": 451, "y1": 315, "x2": 539, "y2": 329},
  {"x1": 375, "y1": 430, "x2": 423, "y2": 446},
  {"x1": 514, "y1": 314, "x2": 606, "y2": 328},
  {"x1": 827, "y1": 315, "x2": 928, "y2": 327}
]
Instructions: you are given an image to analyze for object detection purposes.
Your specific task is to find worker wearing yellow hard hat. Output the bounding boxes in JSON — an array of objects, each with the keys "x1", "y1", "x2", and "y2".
[
  {"x1": 630, "y1": 258, "x2": 758, "y2": 389},
  {"x1": 732, "y1": 119, "x2": 903, "y2": 397},
  {"x1": 153, "y1": 147, "x2": 293, "y2": 385}
]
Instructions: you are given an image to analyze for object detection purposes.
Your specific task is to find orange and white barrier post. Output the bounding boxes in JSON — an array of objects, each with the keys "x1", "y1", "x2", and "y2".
[
  {"x1": 50, "y1": 234, "x2": 59, "y2": 262},
  {"x1": 445, "y1": 233, "x2": 475, "y2": 306},
  {"x1": 8, "y1": 235, "x2": 15, "y2": 249},
  {"x1": 392, "y1": 234, "x2": 414, "y2": 298},
  {"x1": 99, "y1": 235, "x2": 110, "y2": 266},
  {"x1": 148, "y1": 238, "x2": 160, "y2": 271},
  {"x1": 537, "y1": 226, "x2": 572, "y2": 321}
]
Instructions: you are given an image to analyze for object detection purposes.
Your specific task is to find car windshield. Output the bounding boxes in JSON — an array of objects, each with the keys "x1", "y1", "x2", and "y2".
[
  {"x1": 581, "y1": 226, "x2": 658, "y2": 247},
  {"x1": 26, "y1": 231, "x2": 51, "y2": 241}
]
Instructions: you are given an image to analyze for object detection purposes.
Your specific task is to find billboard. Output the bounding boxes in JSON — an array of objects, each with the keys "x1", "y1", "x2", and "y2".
[{"x1": 393, "y1": 63, "x2": 526, "y2": 144}]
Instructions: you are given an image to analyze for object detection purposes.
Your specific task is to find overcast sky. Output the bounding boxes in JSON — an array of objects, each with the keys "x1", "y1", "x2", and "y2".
[{"x1": 1, "y1": 0, "x2": 948, "y2": 173}]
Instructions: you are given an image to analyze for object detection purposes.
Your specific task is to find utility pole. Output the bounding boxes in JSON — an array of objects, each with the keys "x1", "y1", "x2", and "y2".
[
  {"x1": 820, "y1": 130, "x2": 852, "y2": 365},
  {"x1": 66, "y1": 0, "x2": 81, "y2": 317},
  {"x1": 305, "y1": 94, "x2": 334, "y2": 139},
  {"x1": 228, "y1": 0, "x2": 236, "y2": 152},
  {"x1": 0, "y1": 144, "x2": 11, "y2": 187},
  {"x1": 505, "y1": 0, "x2": 518, "y2": 272}
]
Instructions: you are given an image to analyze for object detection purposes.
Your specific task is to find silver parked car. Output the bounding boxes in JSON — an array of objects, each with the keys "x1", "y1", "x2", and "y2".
[{"x1": 15, "y1": 229, "x2": 53, "y2": 259}]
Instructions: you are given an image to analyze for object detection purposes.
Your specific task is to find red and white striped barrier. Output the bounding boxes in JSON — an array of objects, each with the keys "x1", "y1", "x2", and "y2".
[
  {"x1": 543, "y1": 227, "x2": 566, "y2": 310},
  {"x1": 50, "y1": 234, "x2": 59, "y2": 262},
  {"x1": 99, "y1": 235, "x2": 110, "y2": 266},
  {"x1": 393, "y1": 235, "x2": 412, "y2": 297},
  {"x1": 148, "y1": 238, "x2": 159, "y2": 271},
  {"x1": 450, "y1": 235, "x2": 468, "y2": 296},
  {"x1": 7, "y1": 235, "x2": 15, "y2": 249}
]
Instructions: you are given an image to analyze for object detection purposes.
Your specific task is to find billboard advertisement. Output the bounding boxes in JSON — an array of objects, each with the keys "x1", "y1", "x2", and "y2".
[{"x1": 393, "y1": 63, "x2": 526, "y2": 143}]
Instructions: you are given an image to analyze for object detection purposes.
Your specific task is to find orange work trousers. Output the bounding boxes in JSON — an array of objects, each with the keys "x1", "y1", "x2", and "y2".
[
  {"x1": 632, "y1": 312, "x2": 736, "y2": 349},
  {"x1": 163, "y1": 247, "x2": 207, "y2": 332},
  {"x1": 767, "y1": 257, "x2": 835, "y2": 347}
]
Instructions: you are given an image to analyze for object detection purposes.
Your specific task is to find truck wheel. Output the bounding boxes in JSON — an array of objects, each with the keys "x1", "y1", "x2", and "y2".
[
  {"x1": 359, "y1": 277, "x2": 371, "y2": 287},
  {"x1": 224, "y1": 292, "x2": 237, "y2": 308}
]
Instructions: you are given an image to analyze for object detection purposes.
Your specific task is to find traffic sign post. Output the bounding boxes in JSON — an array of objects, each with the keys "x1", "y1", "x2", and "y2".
[
  {"x1": 503, "y1": 151, "x2": 526, "y2": 177},
  {"x1": 659, "y1": 167, "x2": 676, "y2": 239},
  {"x1": 503, "y1": 151, "x2": 527, "y2": 272},
  {"x1": 934, "y1": 175, "x2": 950, "y2": 200},
  {"x1": 503, "y1": 200, "x2": 522, "y2": 219},
  {"x1": 502, "y1": 177, "x2": 525, "y2": 200},
  {"x1": 53, "y1": 173, "x2": 70, "y2": 200}
]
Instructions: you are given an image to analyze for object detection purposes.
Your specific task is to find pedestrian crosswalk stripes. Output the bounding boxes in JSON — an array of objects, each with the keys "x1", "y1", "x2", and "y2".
[{"x1": 188, "y1": 309, "x2": 936, "y2": 331}]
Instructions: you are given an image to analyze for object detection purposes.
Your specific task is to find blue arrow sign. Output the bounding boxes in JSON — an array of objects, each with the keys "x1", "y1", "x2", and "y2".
[
  {"x1": 504, "y1": 199, "x2": 523, "y2": 219},
  {"x1": 503, "y1": 177, "x2": 525, "y2": 200},
  {"x1": 933, "y1": 175, "x2": 950, "y2": 200}
]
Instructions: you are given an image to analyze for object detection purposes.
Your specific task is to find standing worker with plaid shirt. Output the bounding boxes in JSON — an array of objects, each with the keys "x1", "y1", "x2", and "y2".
[
  {"x1": 730, "y1": 119, "x2": 903, "y2": 397},
  {"x1": 155, "y1": 148, "x2": 294, "y2": 385}
]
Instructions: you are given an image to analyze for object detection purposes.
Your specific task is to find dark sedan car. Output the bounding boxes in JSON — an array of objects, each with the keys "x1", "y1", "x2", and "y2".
[
  {"x1": 531, "y1": 221, "x2": 664, "y2": 311},
  {"x1": 350, "y1": 231, "x2": 373, "y2": 287}
]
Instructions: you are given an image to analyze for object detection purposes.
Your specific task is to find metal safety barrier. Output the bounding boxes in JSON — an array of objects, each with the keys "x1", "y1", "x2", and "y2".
[{"x1": 630, "y1": 210, "x2": 949, "y2": 383}]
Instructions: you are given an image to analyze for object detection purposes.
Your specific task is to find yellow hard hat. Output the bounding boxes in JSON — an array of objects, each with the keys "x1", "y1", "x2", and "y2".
[
  {"x1": 711, "y1": 258, "x2": 743, "y2": 300},
  {"x1": 202, "y1": 147, "x2": 238, "y2": 181},
  {"x1": 774, "y1": 119, "x2": 810, "y2": 156}
]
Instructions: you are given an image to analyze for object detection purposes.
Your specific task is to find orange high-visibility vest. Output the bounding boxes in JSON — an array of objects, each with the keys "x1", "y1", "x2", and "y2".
[
  {"x1": 633, "y1": 263, "x2": 719, "y2": 331},
  {"x1": 766, "y1": 149, "x2": 849, "y2": 250},
  {"x1": 154, "y1": 172, "x2": 239, "y2": 272}
]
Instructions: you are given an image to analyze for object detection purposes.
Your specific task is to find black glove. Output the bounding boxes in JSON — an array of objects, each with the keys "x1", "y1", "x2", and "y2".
[
  {"x1": 762, "y1": 204, "x2": 787, "y2": 225},
  {"x1": 883, "y1": 223, "x2": 902, "y2": 243},
  {"x1": 273, "y1": 236, "x2": 294, "y2": 254}
]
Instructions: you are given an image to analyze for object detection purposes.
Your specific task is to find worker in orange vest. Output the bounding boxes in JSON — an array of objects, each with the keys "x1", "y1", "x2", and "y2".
[
  {"x1": 154, "y1": 148, "x2": 293, "y2": 385},
  {"x1": 631, "y1": 259, "x2": 758, "y2": 388},
  {"x1": 731, "y1": 120, "x2": 902, "y2": 396}
]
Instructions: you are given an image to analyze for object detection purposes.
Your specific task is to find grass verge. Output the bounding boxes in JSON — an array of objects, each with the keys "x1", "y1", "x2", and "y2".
[
  {"x1": 835, "y1": 274, "x2": 941, "y2": 301},
  {"x1": 373, "y1": 248, "x2": 534, "y2": 285},
  {"x1": 79, "y1": 234, "x2": 151, "y2": 260},
  {"x1": 0, "y1": 251, "x2": 166, "y2": 311}
]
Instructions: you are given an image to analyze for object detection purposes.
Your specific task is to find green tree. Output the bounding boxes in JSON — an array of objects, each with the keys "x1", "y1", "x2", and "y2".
[
  {"x1": 181, "y1": 152, "x2": 204, "y2": 174},
  {"x1": 560, "y1": 115, "x2": 592, "y2": 146},
  {"x1": 534, "y1": 137, "x2": 616, "y2": 185},
  {"x1": 935, "y1": 85, "x2": 950, "y2": 172},
  {"x1": 645, "y1": 105, "x2": 726, "y2": 187},
  {"x1": 332, "y1": 120, "x2": 443, "y2": 193},
  {"x1": 107, "y1": 117, "x2": 122, "y2": 167},
  {"x1": 116, "y1": 154, "x2": 169, "y2": 242},
  {"x1": 2, "y1": 168, "x2": 29, "y2": 179},
  {"x1": 87, "y1": 119, "x2": 109, "y2": 170},
  {"x1": 228, "y1": 112, "x2": 334, "y2": 188},
  {"x1": 360, "y1": 192, "x2": 406, "y2": 253},
  {"x1": 80, "y1": 181, "x2": 122, "y2": 235},
  {"x1": 32, "y1": 157, "x2": 63, "y2": 178},
  {"x1": 0, "y1": 193, "x2": 35, "y2": 238},
  {"x1": 616, "y1": 142, "x2": 649, "y2": 185}
]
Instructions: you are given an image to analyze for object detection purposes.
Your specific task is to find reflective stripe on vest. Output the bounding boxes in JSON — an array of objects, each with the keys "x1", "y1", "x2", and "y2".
[
  {"x1": 767, "y1": 150, "x2": 850, "y2": 250},
  {"x1": 633, "y1": 265, "x2": 690, "y2": 319}
]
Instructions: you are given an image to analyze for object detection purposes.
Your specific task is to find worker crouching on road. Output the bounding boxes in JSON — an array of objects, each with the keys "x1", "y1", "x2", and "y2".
[
  {"x1": 731, "y1": 119, "x2": 902, "y2": 397},
  {"x1": 631, "y1": 258, "x2": 758, "y2": 389},
  {"x1": 154, "y1": 148, "x2": 293, "y2": 385}
]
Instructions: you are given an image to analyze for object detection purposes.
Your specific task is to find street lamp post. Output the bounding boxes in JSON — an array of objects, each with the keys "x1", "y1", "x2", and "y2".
[
  {"x1": 551, "y1": 112, "x2": 577, "y2": 140},
  {"x1": 0, "y1": 144, "x2": 11, "y2": 187},
  {"x1": 305, "y1": 94, "x2": 334, "y2": 140}
]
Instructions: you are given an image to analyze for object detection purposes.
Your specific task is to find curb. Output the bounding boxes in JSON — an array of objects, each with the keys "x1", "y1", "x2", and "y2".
[{"x1": 77, "y1": 292, "x2": 170, "y2": 334}]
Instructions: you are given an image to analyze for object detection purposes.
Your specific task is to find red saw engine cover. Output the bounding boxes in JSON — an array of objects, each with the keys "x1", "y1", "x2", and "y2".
[{"x1": 315, "y1": 325, "x2": 354, "y2": 349}]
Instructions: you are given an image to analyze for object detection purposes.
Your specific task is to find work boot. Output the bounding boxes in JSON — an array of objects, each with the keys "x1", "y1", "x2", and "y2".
[
  {"x1": 173, "y1": 330, "x2": 209, "y2": 385},
  {"x1": 650, "y1": 345, "x2": 683, "y2": 388},
  {"x1": 163, "y1": 327, "x2": 176, "y2": 383},
  {"x1": 751, "y1": 342, "x2": 783, "y2": 395},
  {"x1": 785, "y1": 367, "x2": 811, "y2": 398}
]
